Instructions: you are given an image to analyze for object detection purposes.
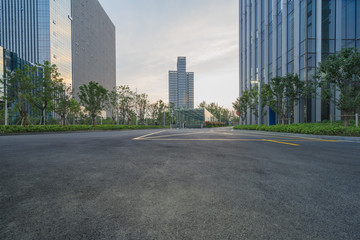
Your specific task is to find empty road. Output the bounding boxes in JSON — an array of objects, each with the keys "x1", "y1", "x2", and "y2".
[{"x1": 0, "y1": 128, "x2": 359, "y2": 239}]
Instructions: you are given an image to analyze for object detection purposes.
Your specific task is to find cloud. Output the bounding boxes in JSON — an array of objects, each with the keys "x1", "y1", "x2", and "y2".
[{"x1": 99, "y1": 0, "x2": 239, "y2": 109}]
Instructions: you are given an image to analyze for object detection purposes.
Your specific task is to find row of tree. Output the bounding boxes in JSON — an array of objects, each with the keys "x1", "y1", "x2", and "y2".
[
  {"x1": 198, "y1": 101, "x2": 236, "y2": 123},
  {"x1": 0, "y1": 62, "x2": 171, "y2": 127},
  {"x1": 233, "y1": 48, "x2": 360, "y2": 127}
]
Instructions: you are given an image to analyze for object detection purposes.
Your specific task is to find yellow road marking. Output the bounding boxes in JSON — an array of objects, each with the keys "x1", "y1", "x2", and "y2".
[
  {"x1": 262, "y1": 139, "x2": 299, "y2": 146},
  {"x1": 133, "y1": 130, "x2": 166, "y2": 140}
]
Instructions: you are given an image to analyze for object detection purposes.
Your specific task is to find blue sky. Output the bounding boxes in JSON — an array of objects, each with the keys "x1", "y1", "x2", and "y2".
[{"x1": 98, "y1": 0, "x2": 238, "y2": 109}]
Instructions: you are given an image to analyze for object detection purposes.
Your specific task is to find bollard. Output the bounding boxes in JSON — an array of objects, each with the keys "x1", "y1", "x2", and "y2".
[{"x1": 356, "y1": 113, "x2": 359, "y2": 128}]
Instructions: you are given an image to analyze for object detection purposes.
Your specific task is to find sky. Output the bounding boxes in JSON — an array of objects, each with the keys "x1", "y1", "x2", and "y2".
[{"x1": 98, "y1": 0, "x2": 239, "y2": 109}]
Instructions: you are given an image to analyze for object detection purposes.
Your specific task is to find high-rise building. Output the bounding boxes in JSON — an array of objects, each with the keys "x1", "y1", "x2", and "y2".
[
  {"x1": 0, "y1": 0, "x2": 116, "y2": 92},
  {"x1": 0, "y1": 0, "x2": 72, "y2": 85},
  {"x1": 72, "y1": 0, "x2": 116, "y2": 96},
  {"x1": 239, "y1": 0, "x2": 360, "y2": 124},
  {"x1": 169, "y1": 57, "x2": 194, "y2": 109}
]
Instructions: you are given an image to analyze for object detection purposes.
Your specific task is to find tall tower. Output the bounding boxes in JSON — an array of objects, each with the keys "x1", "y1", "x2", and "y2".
[
  {"x1": 0, "y1": 0, "x2": 73, "y2": 85},
  {"x1": 169, "y1": 57, "x2": 194, "y2": 109}
]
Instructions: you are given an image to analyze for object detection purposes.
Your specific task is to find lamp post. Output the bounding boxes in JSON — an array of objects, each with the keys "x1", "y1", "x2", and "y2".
[
  {"x1": 4, "y1": 77, "x2": 8, "y2": 126},
  {"x1": 163, "y1": 107, "x2": 166, "y2": 127},
  {"x1": 258, "y1": 81, "x2": 262, "y2": 126},
  {"x1": 116, "y1": 90, "x2": 119, "y2": 128}
]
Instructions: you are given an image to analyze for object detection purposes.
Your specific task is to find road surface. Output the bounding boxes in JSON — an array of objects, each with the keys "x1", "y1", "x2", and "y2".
[{"x1": 0, "y1": 128, "x2": 359, "y2": 239}]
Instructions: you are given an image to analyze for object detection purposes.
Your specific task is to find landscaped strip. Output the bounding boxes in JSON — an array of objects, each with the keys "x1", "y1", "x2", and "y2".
[
  {"x1": 0, "y1": 125, "x2": 166, "y2": 135},
  {"x1": 234, "y1": 123, "x2": 360, "y2": 137}
]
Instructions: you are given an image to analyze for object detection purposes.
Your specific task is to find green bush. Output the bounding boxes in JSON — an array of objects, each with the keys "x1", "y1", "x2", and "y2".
[
  {"x1": 0, "y1": 125, "x2": 167, "y2": 134},
  {"x1": 233, "y1": 123, "x2": 360, "y2": 137}
]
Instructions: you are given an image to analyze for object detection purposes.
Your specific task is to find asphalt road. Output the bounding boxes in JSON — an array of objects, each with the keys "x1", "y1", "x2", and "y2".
[{"x1": 0, "y1": 128, "x2": 359, "y2": 240}]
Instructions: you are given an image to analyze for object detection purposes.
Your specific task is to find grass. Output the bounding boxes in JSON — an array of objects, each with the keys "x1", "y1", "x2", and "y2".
[
  {"x1": 234, "y1": 122, "x2": 360, "y2": 137},
  {"x1": 0, "y1": 125, "x2": 167, "y2": 135}
]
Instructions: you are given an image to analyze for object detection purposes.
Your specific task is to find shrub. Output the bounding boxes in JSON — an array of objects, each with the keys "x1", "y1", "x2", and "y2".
[
  {"x1": 233, "y1": 123, "x2": 360, "y2": 137},
  {"x1": 0, "y1": 125, "x2": 167, "y2": 135}
]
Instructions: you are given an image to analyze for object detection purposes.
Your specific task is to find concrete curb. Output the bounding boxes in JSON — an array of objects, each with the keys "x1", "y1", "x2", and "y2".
[{"x1": 235, "y1": 129, "x2": 360, "y2": 142}]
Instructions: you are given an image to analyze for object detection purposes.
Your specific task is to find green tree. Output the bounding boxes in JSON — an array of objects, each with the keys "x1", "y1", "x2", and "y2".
[
  {"x1": 106, "y1": 88, "x2": 119, "y2": 125},
  {"x1": 135, "y1": 93, "x2": 149, "y2": 125},
  {"x1": 263, "y1": 74, "x2": 305, "y2": 124},
  {"x1": 233, "y1": 90, "x2": 251, "y2": 124},
  {"x1": 30, "y1": 61, "x2": 62, "y2": 125},
  {"x1": 1, "y1": 65, "x2": 38, "y2": 127},
  {"x1": 78, "y1": 81, "x2": 108, "y2": 127},
  {"x1": 54, "y1": 82, "x2": 80, "y2": 126},
  {"x1": 316, "y1": 48, "x2": 360, "y2": 126},
  {"x1": 118, "y1": 85, "x2": 134, "y2": 125}
]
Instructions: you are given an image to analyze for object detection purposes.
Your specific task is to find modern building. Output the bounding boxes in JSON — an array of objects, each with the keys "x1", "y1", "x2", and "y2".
[
  {"x1": 0, "y1": 0, "x2": 116, "y2": 92},
  {"x1": 0, "y1": 46, "x2": 44, "y2": 124},
  {"x1": 239, "y1": 0, "x2": 360, "y2": 124},
  {"x1": 174, "y1": 108, "x2": 216, "y2": 128},
  {"x1": 0, "y1": 0, "x2": 72, "y2": 85},
  {"x1": 169, "y1": 57, "x2": 194, "y2": 109},
  {"x1": 71, "y1": 0, "x2": 116, "y2": 96}
]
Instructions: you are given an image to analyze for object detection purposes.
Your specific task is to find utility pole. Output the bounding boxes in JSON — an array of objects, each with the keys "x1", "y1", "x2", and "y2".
[
  {"x1": 163, "y1": 107, "x2": 166, "y2": 127},
  {"x1": 258, "y1": 81, "x2": 262, "y2": 126},
  {"x1": 135, "y1": 88, "x2": 138, "y2": 126},
  {"x1": 4, "y1": 77, "x2": 8, "y2": 126},
  {"x1": 116, "y1": 89, "x2": 119, "y2": 128}
]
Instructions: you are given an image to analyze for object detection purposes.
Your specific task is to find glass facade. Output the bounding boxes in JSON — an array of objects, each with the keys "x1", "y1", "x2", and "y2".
[
  {"x1": 239, "y1": 0, "x2": 360, "y2": 124},
  {"x1": 0, "y1": 0, "x2": 72, "y2": 85},
  {"x1": 169, "y1": 57, "x2": 194, "y2": 109}
]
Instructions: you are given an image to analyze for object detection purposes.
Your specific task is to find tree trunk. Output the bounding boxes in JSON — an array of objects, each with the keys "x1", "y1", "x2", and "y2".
[
  {"x1": 92, "y1": 116, "x2": 96, "y2": 127},
  {"x1": 22, "y1": 113, "x2": 28, "y2": 127},
  {"x1": 344, "y1": 112, "x2": 351, "y2": 127},
  {"x1": 61, "y1": 116, "x2": 66, "y2": 127}
]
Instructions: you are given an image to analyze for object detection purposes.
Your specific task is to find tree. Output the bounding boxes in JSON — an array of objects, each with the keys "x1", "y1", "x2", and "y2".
[
  {"x1": 78, "y1": 81, "x2": 108, "y2": 127},
  {"x1": 135, "y1": 93, "x2": 149, "y2": 125},
  {"x1": 30, "y1": 61, "x2": 62, "y2": 125},
  {"x1": 54, "y1": 82, "x2": 80, "y2": 126},
  {"x1": 106, "y1": 88, "x2": 119, "y2": 125},
  {"x1": 1, "y1": 65, "x2": 38, "y2": 127},
  {"x1": 198, "y1": 101, "x2": 231, "y2": 122},
  {"x1": 118, "y1": 85, "x2": 134, "y2": 125},
  {"x1": 233, "y1": 90, "x2": 251, "y2": 124},
  {"x1": 316, "y1": 48, "x2": 360, "y2": 126},
  {"x1": 263, "y1": 74, "x2": 305, "y2": 124}
]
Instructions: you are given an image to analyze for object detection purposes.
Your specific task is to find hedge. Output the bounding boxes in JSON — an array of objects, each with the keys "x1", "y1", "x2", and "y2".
[
  {"x1": 234, "y1": 123, "x2": 360, "y2": 137},
  {"x1": 0, "y1": 125, "x2": 166, "y2": 134}
]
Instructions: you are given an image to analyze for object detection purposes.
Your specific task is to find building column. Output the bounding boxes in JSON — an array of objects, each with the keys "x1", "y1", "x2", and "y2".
[
  {"x1": 282, "y1": 0, "x2": 288, "y2": 77},
  {"x1": 293, "y1": 0, "x2": 300, "y2": 123},
  {"x1": 246, "y1": 0, "x2": 251, "y2": 125},
  {"x1": 334, "y1": 0, "x2": 342, "y2": 121},
  {"x1": 315, "y1": 0, "x2": 322, "y2": 122}
]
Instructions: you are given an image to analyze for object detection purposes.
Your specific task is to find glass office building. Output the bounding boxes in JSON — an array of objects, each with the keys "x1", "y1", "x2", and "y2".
[
  {"x1": 169, "y1": 57, "x2": 194, "y2": 109},
  {"x1": 0, "y1": 0, "x2": 72, "y2": 85},
  {"x1": 239, "y1": 0, "x2": 360, "y2": 124}
]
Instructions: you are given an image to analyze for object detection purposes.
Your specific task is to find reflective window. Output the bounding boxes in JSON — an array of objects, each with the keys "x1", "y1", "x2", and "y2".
[{"x1": 342, "y1": 0, "x2": 356, "y2": 39}]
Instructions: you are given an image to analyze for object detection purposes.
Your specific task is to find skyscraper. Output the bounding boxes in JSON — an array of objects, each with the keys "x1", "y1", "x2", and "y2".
[
  {"x1": 72, "y1": 0, "x2": 116, "y2": 96},
  {"x1": 169, "y1": 57, "x2": 194, "y2": 109},
  {"x1": 0, "y1": 0, "x2": 72, "y2": 85},
  {"x1": 0, "y1": 0, "x2": 116, "y2": 91},
  {"x1": 239, "y1": 0, "x2": 360, "y2": 124}
]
